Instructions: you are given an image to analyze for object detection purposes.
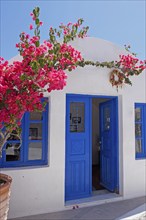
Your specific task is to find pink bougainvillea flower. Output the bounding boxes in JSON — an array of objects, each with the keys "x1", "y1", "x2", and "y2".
[
  {"x1": 29, "y1": 24, "x2": 33, "y2": 30},
  {"x1": 67, "y1": 22, "x2": 72, "y2": 27}
]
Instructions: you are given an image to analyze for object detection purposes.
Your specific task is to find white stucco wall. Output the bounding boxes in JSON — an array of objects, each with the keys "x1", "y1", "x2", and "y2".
[{"x1": 3, "y1": 37, "x2": 145, "y2": 219}]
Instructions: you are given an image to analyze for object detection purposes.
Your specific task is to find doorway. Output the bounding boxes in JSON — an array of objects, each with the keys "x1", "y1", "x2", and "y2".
[
  {"x1": 92, "y1": 98, "x2": 108, "y2": 191},
  {"x1": 65, "y1": 95, "x2": 119, "y2": 201}
]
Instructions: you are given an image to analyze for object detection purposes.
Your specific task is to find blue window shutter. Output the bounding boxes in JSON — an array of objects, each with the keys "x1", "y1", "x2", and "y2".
[
  {"x1": 135, "y1": 103, "x2": 146, "y2": 159},
  {"x1": 0, "y1": 99, "x2": 49, "y2": 168}
]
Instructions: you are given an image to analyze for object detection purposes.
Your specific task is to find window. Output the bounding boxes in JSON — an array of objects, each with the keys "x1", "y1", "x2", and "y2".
[
  {"x1": 135, "y1": 103, "x2": 146, "y2": 159},
  {"x1": 0, "y1": 100, "x2": 48, "y2": 168},
  {"x1": 70, "y1": 102, "x2": 85, "y2": 132}
]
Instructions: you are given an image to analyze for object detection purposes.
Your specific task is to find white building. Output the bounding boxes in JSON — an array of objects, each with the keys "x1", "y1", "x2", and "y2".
[{"x1": 1, "y1": 37, "x2": 146, "y2": 219}]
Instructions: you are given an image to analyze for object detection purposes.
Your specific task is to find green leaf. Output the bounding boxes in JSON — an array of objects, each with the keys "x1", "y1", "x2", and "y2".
[
  {"x1": 33, "y1": 9, "x2": 36, "y2": 17},
  {"x1": 128, "y1": 71, "x2": 134, "y2": 76},
  {"x1": 49, "y1": 49, "x2": 54, "y2": 54},
  {"x1": 34, "y1": 29, "x2": 37, "y2": 36},
  {"x1": 30, "y1": 61, "x2": 38, "y2": 70},
  {"x1": 20, "y1": 74, "x2": 26, "y2": 81},
  {"x1": 39, "y1": 59, "x2": 44, "y2": 67},
  {"x1": 35, "y1": 41, "x2": 40, "y2": 47},
  {"x1": 35, "y1": 7, "x2": 40, "y2": 13},
  {"x1": 35, "y1": 18, "x2": 40, "y2": 25},
  {"x1": 124, "y1": 77, "x2": 132, "y2": 85}
]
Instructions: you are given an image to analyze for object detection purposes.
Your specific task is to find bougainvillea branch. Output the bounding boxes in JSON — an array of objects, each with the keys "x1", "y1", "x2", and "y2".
[
  {"x1": 0, "y1": 7, "x2": 91, "y2": 155},
  {"x1": 77, "y1": 52, "x2": 146, "y2": 88},
  {"x1": 0, "y1": 7, "x2": 145, "y2": 156}
]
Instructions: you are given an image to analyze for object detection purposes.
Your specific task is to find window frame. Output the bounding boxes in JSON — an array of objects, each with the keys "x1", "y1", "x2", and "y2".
[
  {"x1": 135, "y1": 103, "x2": 146, "y2": 159},
  {"x1": 0, "y1": 100, "x2": 48, "y2": 168}
]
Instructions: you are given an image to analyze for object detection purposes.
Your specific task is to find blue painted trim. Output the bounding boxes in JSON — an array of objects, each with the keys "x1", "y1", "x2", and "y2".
[
  {"x1": 24, "y1": 112, "x2": 29, "y2": 162},
  {"x1": 0, "y1": 98, "x2": 49, "y2": 168},
  {"x1": 65, "y1": 95, "x2": 91, "y2": 201},
  {"x1": 65, "y1": 94, "x2": 119, "y2": 200},
  {"x1": 135, "y1": 103, "x2": 146, "y2": 159},
  {"x1": 89, "y1": 98, "x2": 92, "y2": 195},
  {"x1": 99, "y1": 98, "x2": 118, "y2": 191},
  {"x1": 67, "y1": 94, "x2": 117, "y2": 99},
  {"x1": 115, "y1": 97, "x2": 119, "y2": 191},
  {"x1": 112, "y1": 97, "x2": 119, "y2": 191},
  {"x1": 69, "y1": 94, "x2": 119, "y2": 191}
]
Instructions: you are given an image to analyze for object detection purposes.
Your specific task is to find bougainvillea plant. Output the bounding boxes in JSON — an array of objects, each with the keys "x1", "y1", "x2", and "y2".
[{"x1": 0, "y1": 7, "x2": 145, "y2": 156}]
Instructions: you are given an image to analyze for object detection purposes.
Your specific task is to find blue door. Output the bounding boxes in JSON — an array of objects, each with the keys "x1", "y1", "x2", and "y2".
[
  {"x1": 65, "y1": 95, "x2": 91, "y2": 200},
  {"x1": 100, "y1": 99, "x2": 118, "y2": 192}
]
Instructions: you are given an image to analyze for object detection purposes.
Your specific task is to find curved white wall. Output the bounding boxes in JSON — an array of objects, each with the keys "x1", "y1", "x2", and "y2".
[{"x1": 3, "y1": 37, "x2": 145, "y2": 219}]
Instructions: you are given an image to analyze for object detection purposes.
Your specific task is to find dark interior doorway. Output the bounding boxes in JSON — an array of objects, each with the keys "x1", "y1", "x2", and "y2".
[{"x1": 92, "y1": 98, "x2": 109, "y2": 191}]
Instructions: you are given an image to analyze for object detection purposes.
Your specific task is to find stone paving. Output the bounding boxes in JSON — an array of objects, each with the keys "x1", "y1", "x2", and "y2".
[
  {"x1": 116, "y1": 203, "x2": 146, "y2": 220},
  {"x1": 10, "y1": 196, "x2": 146, "y2": 220}
]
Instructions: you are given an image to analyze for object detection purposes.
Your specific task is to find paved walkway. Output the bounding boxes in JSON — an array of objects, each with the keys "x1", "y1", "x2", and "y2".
[{"x1": 10, "y1": 196, "x2": 146, "y2": 220}]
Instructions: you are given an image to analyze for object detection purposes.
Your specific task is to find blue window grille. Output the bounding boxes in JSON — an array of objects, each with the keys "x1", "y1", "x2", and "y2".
[
  {"x1": 135, "y1": 103, "x2": 146, "y2": 159},
  {"x1": 0, "y1": 100, "x2": 48, "y2": 168}
]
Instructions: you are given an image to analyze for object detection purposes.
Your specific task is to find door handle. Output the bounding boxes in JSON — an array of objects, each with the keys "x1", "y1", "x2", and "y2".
[{"x1": 97, "y1": 141, "x2": 102, "y2": 151}]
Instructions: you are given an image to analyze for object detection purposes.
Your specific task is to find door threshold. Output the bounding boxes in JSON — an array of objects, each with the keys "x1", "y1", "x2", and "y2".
[{"x1": 65, "y1": 190, "x2": 123, "y2": 209}]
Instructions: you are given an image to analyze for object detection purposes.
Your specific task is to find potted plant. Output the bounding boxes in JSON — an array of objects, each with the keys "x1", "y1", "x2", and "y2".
[
  {"x1": 0, "y1": 174, "x2": 12, "y2": 220},
  {"x1": 0, "y1": 7, "x2": 145, "y2": 220}
]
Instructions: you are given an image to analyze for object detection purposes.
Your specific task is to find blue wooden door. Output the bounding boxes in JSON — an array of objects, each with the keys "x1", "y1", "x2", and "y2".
[
  {"x1": 100, "y1": 99, "x2": 118, "y2": 192},
  {"x1": 65, "y1": 95, "x2": 91, "y2": 200}
]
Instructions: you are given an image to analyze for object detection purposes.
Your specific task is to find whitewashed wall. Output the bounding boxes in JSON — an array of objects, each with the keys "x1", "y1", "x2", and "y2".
[{"x1": 3, "y1": 37, "x2": 146, "y2": 219}]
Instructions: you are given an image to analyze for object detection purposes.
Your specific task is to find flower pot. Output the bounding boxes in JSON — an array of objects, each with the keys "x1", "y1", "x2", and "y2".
[{"x1": 0, "y1": 174, "x2": 12, "y2": 220}]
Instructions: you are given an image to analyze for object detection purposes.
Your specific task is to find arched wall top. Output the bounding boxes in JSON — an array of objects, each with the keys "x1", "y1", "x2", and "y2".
[
  {"x1": 9, "y1": 37, "x2": 126, "y2": 64},
  {"x1": 70, "y1": 37, "x2": 126, "y2": 62}
]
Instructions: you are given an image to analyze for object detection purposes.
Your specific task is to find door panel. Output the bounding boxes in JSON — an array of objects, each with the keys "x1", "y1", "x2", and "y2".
[
  {"x1": 100, "y1": 99, "x2": 117, "y2": 192},
  {"x1": 65, "y1": 96, "x2": 91, "y2": 200}
]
